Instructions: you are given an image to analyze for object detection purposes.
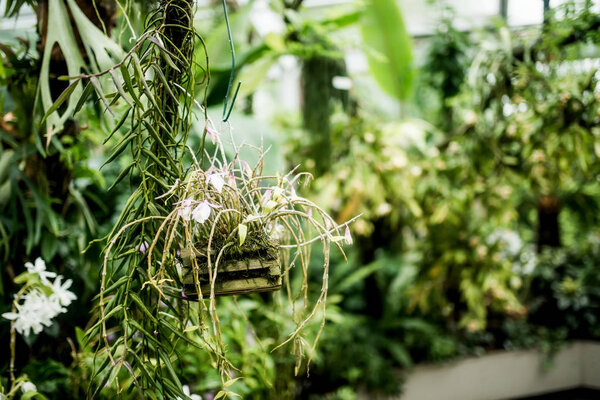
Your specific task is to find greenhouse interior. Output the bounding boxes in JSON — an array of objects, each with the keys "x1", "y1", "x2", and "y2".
[{"x1": 2, "y1": 0, "x2": 600, "y2": 399}]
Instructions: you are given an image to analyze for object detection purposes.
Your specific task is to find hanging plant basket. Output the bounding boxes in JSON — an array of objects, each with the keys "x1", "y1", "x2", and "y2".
[{"x1": 180, "y1": 238, "x2": 282, "y2": 298}]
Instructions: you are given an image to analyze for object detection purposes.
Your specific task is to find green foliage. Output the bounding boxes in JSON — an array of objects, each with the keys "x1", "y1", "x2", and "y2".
[
  {"x1": 408, "y1": 1, "x2": 600, "y2": 331},
  {"x1": 26, "y1": 2, "x2": 351, "y2": 399},
  {"x1": 278, "y1": 3, "x2": 600, "y2": 397},
  {"x1": 360, "y1": 0, "x2": 414, "y2": 102},
  {"x1": 526, "y1": 240, "x2": 600, "y2": 337},
  {"x1": 286, "y1": 111, "x2": 425, "y2": 237},
  {"x1": 38, "y1": 0, "x2": 124, "y2": 149},
  {"x1": 4, "y1": 1, "x2": 600, "y2": 400},
  {"x1": 417, "y1": 10, "x2": 471, "y2": 128}
]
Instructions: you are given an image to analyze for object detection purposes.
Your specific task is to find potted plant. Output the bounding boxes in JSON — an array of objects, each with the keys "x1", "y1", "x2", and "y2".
[{"x1": 32, "y1": 0, "x2": 354, "y2": 397}]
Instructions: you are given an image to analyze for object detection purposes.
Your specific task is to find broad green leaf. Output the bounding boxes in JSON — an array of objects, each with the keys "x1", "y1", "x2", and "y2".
[
  {"x1": 264, "y1": 33, "x2": 286, "y2": 52},
  {"x1": 335, "y1": 262, "x2": 384, "y2": 293},
  {"x1": 238, "y1": 223, "x2": 248, "y2": 245},
  {"x1": 361, "y1": 0, "x2": 414, "y2": 101},
  {"x1": 38, "y1": 0, "x2": 123, "y2": 142},
  {"x1": 236, "y1": 55, "x2": 277, "y2": 99},
  {"x1": 37, "y1": 0, "x2": 85, "y2": 142}
]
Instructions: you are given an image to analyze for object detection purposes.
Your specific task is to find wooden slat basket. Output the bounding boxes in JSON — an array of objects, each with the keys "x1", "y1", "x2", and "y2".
[{"x1": 180, "y1": 248, "x2": 282, "y2": 298}]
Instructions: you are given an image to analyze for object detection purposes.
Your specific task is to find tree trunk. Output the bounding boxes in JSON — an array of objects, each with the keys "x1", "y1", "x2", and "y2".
[
  {"x1": 301, "y1": 56, "x2": 348, "y2": 175},
  {"x1": 536, "y1": 195, "x2": 561, "y2": 251}
]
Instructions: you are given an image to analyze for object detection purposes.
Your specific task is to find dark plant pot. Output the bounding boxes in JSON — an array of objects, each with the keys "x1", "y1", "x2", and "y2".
[{"x1": 181, "y1": 249, "x2": 282, "y2": 298}]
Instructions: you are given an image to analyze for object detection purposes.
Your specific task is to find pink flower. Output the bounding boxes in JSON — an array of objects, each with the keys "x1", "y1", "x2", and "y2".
[
  {"x1": 262, "y1": 189, "x2": 272, "y2": 204},
  {"x1": 206, "y1": 125, "x2": 219, "y2": 144},
  {"x1": 228, "y1": 173, "x2": 236, "y2": 186},
  {"x1": 344, "y1": 226, "x2": 353, "y2": 245},
  {"x1": 136, "y1": 241, "x2": 149, "y2": 254},
  {"x1": 243, "y1": 161, "x2": 252, "y2": 177}
]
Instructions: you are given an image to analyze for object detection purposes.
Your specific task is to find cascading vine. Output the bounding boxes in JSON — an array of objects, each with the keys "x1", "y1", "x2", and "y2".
[
  {"x1": 85, "y1": 1, "x2": 210, "y2": 396},
  {"x1": 31, "y1": 0, "x2": 353, "y2": 397}
]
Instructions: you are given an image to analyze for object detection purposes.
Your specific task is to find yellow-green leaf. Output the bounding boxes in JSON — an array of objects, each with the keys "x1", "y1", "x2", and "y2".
[{"x1": 238, "y1": 223, "x2": 248, "y2": 246}]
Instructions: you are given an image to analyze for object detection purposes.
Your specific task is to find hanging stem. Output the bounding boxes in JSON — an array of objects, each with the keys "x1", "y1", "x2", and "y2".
[{"x1": 221, "y1": 0, "x2": 241, "y2": 122}]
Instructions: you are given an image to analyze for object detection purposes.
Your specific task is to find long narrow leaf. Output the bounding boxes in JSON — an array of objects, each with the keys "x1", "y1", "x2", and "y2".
[{"x1": 361, "y1": 0, "x2": 414, "y2": 101}]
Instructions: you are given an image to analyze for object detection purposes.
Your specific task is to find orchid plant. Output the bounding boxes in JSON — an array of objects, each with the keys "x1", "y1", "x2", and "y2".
[
  {"x1": 94, "y1": 119, "x2": 354, "y2": 397},
  {"x1": 23, "y1": 0, "x2": 353, "y2": 398},
  {"x1": 1, "y1": 257, "x2": 76, "y2": 399}
]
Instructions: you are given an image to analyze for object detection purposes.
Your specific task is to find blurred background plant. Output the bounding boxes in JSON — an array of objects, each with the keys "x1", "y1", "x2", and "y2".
[{"x1": 2, "y1": 0, "x2": 600, "y2": 399}]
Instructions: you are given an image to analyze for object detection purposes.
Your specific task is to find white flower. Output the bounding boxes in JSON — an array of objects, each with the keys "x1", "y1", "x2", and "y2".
[
  {"x1": 332, "y1": 76, "x2": 353, "y2": 90},
  {"x1": 207, "y1": 173, "x2": 225, "y2": 193},
  {"x1": 21, "y1": 381, "x2": 37, "y2": 393},
  {"x1": 488, "y1": 228, "x2": 522, "y2": 258},
  {"x1": 3, "y1": 290, "x2": 66, "y2": 337},
  {"x1": 3, "y1": 302, "x2": 46, "y2": 337},
  {"x1": 376, "y1": 202, "x2": 392, "y2": 216},
  {"x1": 177, "y1": 385, "x2": 202, "y2": 400},
  {"x1": 271, "y1": 187, "x2": 284, "y2": 202},
  {"x1": 27, "y1": 290, "x2": 64, "y2": 323},
  {"x1": 25, "y1": 257, "x2": 56, "y2": 285},
  {"x1": 2, "y1": 311, "x2": 18, "y2": 322},
  {"x1": 192, "y1": 201, "x2": 212, "y2": 224},
  {"x1": 50, "y1": 276, "x2": 77, "y2": 307},
  {"x1": 177, "y1": 198, "x2": 195, "y2": 221},
  {"x1": 268, "y1": 223, "x2": 286, "y2": 241},
  {"x1": 410, "y1": 166, "x2": 422, "y2": 177},
  {"x1": 515, "y1": 249, "x2": 537, "y2": 276}
]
